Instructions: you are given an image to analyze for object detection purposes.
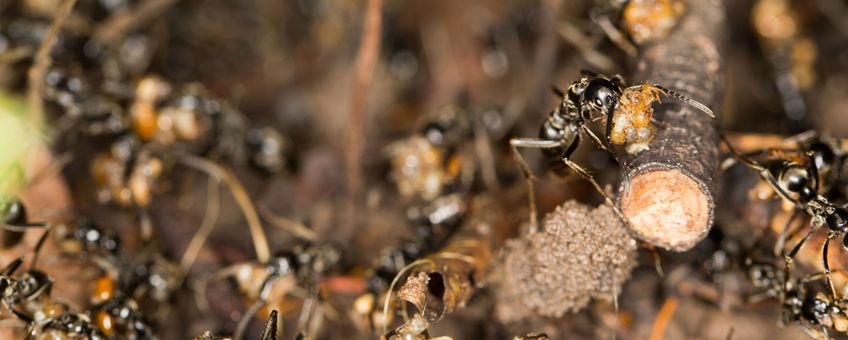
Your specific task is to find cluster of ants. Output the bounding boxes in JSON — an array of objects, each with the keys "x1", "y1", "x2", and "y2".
[{"x1": 0, "y1": 0, "x2": 842, "y2": 339}]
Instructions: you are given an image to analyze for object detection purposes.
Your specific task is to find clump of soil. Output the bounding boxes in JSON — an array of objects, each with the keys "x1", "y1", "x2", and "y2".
[{"x1": 492, "y1": 200, "x2": 638, "y2": 320}]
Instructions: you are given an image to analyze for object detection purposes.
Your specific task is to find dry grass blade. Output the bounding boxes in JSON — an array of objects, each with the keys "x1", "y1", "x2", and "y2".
[
  {"x1": 27, "y1": 0, "x2": 79, "y2": 129},
  {"x1": 179, "y1": 154, "x2": 270, "y2": 263}
]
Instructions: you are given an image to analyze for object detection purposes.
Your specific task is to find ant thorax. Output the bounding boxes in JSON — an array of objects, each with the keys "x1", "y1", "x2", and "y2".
[
  {"x1": 621, "y1": 0, "x2": 684, "y2": 44},
  {"x1": 609, "y1": 83, "x2": 662, "y2": 154}
]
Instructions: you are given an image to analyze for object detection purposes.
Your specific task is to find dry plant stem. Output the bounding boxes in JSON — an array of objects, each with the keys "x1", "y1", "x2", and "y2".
[
  {"x1": 344, "y1": 0, "x2": 382, "y2": 233},
  {"x1": 177, "y1": 176, "x2": 220, "y2": 285},
  {"x1": 179, "y1": 154, "x2": 270, "y2": 263},
  {"x1": 258, "y1": 204, "x2": 318, "y2": 242},
  {"x1": 529, "y1": 0, "x2": 563, "y2": 109},
  {"x1": 649, "y1": 296, "x2": 679, "y2": 340},
  {"x1": 617, "y1": 0, "x2": 725, "y2": 251},
  {"x1": 93, "y1": 0, "x2": 179, "y2": 45},
  {"x1": 27, "y1": 0, "x2": 78, "y2": 129}
]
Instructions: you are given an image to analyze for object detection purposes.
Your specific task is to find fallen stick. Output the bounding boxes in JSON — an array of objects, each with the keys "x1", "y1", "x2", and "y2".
[
  {"x1": 344, "y1": 0, "x2": 382, "y2": 234},
  {"x1": 616, "y1": 0, "x2": 726, "y2": 251}
]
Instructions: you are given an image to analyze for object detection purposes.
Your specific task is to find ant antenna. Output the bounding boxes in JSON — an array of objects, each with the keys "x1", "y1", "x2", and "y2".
[
  {"x1": 2, "y1": 258, "x2": 23, "y2": 276},
  {"x1": 648, "y1": 84, "x2": 715, "y2": 118},
  {"x1": 550, "y1": 85, "x2": 565, "y2": 98}
]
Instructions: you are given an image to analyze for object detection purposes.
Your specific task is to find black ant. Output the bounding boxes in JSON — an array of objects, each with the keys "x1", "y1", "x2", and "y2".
[
  {"x1": 745, "y1": 258, "x2": 848, "y2": 338},
  {"x1": 26, "y1": 312, "x2": 107, "y2": 339},
  {"x1": 510, "y1": 71, "x2": 715, "y2": 228},
  {"x1": 723, "y1": 135, "x2": 848, "y2": 324},
  {"x1": 197, "y1": 244, "x2": 339, "y2": 340},
  {"x1": 0, "y1": 226, "x2": 56, "y2": 326},
  {"x1": 45, "y1": 65, "x2": 128, "y2": 137},
  {"x1": 353, "y1": 193, "x2": 467, "y2": 332},
  {"x1": 87, "y1": 291, "x2": 156, "y2": 339},
  {"x1": 387, "y1": 105, "x2": 471, "y2": 201}
]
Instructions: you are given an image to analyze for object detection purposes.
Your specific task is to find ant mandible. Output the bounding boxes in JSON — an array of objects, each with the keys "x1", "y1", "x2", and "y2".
[{"x1": 510, "y1": 70, "x2": 714, "y2": 228}]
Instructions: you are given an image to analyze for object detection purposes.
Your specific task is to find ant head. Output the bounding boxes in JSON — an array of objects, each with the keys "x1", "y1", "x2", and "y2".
[
  {"x1": 267, "y1": 252, "x2": 298, "y2": 277},
  {"x1": 421, "y1": 105, "x2": 468, "y2": 148},
  {"x1": 583, "y1": 78, "x2": 622, "y2": 115}
]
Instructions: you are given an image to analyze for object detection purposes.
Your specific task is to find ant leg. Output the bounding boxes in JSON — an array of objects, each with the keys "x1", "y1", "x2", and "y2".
[
  {"x1": 589, "y1": 11, "x2": 638, "y2": 56},
  {"x1": 721, "y1": 135, "x2": 804, "y2": 207},
  {"x1": 580, "y1": 125, "x2": 623, "y2": 166},
  {"x1": 29, "y1": 226, "x2": 51, "y2": 270},
  {"x1": 509, "y1": 138, "x2": 562, "y2": 232},
  {"x1": 775, "y1": 209, "x2": 803, "y2": 257},
  {"x1": 560, "y1": 156, "x2": 628, "y2": 223},
  {"x1": 822, "y1": 235, "x2": 838, "y2": 300},
  {"x1": 783, "y1": 226, "x2": 815, "y2": 302},
  {"x1": 720, "y1": 134, "x2": 768, "y2": 171},
  {"x1": 1, "y1": 258, "x2": 23, "y2": 276}
]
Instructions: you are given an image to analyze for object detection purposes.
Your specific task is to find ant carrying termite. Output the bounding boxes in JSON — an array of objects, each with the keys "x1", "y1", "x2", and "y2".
[{"x1": 510, "y1": 70, "x2": 715, "y2": 228}]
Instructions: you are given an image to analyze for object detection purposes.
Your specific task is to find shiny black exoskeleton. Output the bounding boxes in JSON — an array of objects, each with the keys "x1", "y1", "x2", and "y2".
[
  {"x1": 36, "y1": 313, "x2": 107, "y2": 339},
  {"x1": 1, "y1": 198, "x2": 44, "y2": 248},
  {"x1": 88, "y1": 293, "x2": 156, "y2": 340},
  {"x1": 0, "y1": 258, "x2": 53, "y2": 316},
  {"x1": 724, "y1": 134, "x2": 848, "y2": 331},
  {"x1": 537, "y1": 72, "x2": 624, "y2": 175},
  {"x1": 245, "y1": 127, "x2": 292, "y2": 175},
  {"x1": 70, "y1": 219, "x2": 121, "y2": 256}
]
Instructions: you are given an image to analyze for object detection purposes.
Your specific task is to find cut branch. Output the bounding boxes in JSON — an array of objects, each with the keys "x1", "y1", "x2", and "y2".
[
  {"x1": 344, "y1": 0, "x2": 382, "y2": 232},
  {"x1": 617, "y1": 0, "x2": 726, "y2": 251}
]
